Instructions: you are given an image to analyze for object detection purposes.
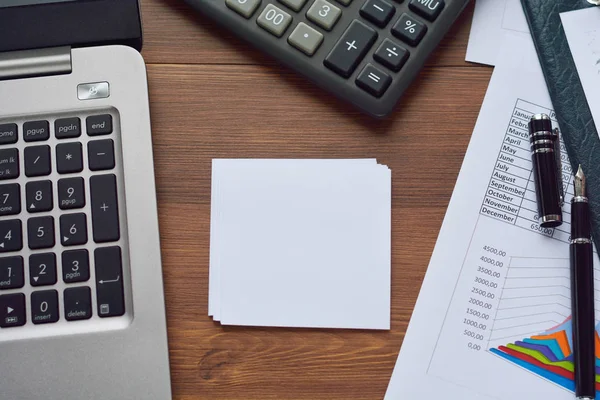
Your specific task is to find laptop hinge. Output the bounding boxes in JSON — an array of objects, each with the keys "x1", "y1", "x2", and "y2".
[{"x1": 0, "y1": 46, "x2": 72, "y2": 81}]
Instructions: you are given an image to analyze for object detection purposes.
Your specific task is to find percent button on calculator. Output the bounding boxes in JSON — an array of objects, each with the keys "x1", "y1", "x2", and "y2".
[{"x1": 392, "y1": 13, "x2": 427, "y2": 46}]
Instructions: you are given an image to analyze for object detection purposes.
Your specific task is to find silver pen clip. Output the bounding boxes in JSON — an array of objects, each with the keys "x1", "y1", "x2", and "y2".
[
  {"x1": 587, "y1": 0, "x2": 600, "y2": 5},
  {"x1": 553, "y1": 127, "x2": 565, "y2": 207}
]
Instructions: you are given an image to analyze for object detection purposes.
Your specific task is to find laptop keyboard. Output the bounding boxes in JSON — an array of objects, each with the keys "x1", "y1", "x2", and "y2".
[{"x1": 0, "y1": 109, "x2": 130, "y2": 337}]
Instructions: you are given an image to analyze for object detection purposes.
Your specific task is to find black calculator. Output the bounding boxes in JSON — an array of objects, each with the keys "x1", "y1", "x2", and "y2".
[{"x1": 183, "y1": 0, "x2": 470, "y2": 117}]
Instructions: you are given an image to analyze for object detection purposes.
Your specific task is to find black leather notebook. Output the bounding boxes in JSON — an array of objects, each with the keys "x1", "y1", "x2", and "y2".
[{"x1": 520, "y1": 0, "x2": 600, "y2": 247}]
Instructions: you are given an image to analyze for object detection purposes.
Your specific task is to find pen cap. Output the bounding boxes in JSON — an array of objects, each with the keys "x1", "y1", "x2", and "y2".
[{"x1": 529, "y1": 114, "x2": 563, "y2": 228}]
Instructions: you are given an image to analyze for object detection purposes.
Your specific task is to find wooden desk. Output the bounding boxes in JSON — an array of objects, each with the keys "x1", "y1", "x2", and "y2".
[{"x1": 140, "y1": 1, "x2": 491, "y2": 398}]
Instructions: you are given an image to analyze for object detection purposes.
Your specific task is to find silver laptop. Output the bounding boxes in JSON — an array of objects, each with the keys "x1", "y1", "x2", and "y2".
[{"x1": 0, "y1": 1, "x2": 172, "y2": 399}]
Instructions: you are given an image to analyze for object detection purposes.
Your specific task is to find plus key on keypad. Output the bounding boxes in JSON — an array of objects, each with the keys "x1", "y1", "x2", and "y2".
[{"x1": 324, "y1": 20, "x2": 377, "y2": 78}]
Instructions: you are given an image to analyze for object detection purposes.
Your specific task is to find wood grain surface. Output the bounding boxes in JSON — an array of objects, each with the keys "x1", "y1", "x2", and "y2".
[{"x1": 140, "y1": 0, "x2": 492, "y2": 398}]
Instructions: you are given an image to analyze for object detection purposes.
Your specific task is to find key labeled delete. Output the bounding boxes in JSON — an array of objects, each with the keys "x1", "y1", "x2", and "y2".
[{"x1": 209, "y1": 159, "x2": 391, "y2": 330}]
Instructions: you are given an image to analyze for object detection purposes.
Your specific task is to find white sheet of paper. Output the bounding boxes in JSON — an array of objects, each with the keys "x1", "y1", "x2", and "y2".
[
  {"x1": 561, "y1": 7, "x2": 600, "y2": 139},
  {"x1": 385, "y1": 33, "x2": 600, "y2": 399},
  {"x1": 209, "y1": 159, "x2": 380, "y2": 321},
  {"x1": 209, "y1": 159, "x2": 391, "y2": 330},
  {"x1": 466, "y1": 0, "x2": 531, "y2": 66}
]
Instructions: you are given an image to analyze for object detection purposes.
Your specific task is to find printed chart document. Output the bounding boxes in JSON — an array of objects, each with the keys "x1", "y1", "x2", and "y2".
[
  {"x1": 385, "y1": 34, "x2": 600, "y2": 399},
  {"x1": 561, "y1": 7, "x2": 600, "y2": 139},
  {"x1": 466, "y1": 0, "x2": 531, "y2": 65}
]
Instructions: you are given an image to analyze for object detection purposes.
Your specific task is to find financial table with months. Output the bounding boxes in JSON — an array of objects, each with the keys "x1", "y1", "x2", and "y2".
[{"x1": 479, "y1": 99, "x2": 574, "y2": 243}]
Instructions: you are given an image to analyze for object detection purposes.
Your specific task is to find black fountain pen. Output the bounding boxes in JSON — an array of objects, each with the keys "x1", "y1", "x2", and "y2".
[{"x1": 571, "y1": 165, "x2": 596, "y2": 400}]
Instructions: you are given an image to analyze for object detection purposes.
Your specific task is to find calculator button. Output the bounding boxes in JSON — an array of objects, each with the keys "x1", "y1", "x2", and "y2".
[
  {"x1": 257, "y1": 4, "x2": 293, "y2": 37},
  {"x1": 279, "y1": 0, "x2": 308, "y2": 11},
  {"x1": 307, "y1": 0, "x2": 342, "y2": 31},
  {"x1": 29, "y1": 252, "x2": 57, "y2": 286},
  {"x1": 392, "y1": 13, "x2": 427, "y2": 46},
  {"x1": 24, "y1": 145, "x2": 51, "y2": 177},
  {"x1": 86, "y1": 115, "x2": 113, "y2": 136},
  {"x1": 58, "y1": 177, "x2": 85, "y2": 210},
  {"x1": 23, "y1": 120, "x2": 49, "y2": 142},
  {"x1": 64, "y1": 286, "x2": 92, "y2": 321},
  {"x1": 288, "y1": 23, "x2": 324, "y2": 56},
  {"x1": 0, "y1": 148, "x2": 19, "y2": 180},
  {"x1": 324, "y1": 20, "x2": 377, "y2": 78},
  {"x1": 27, "y1": 216, "x2": 54, "y2": 250},
  {"x1": 335, "y1": 0, "x2": 352, "y2": 4},
  {"x1": 409, "y1": 0, "x2": 444, "y2": 21},
  {"x1": 0, "y1": 184, "x2": 21, "y2": 216},
  {"x1": 95, "y1": 246, "x2": 125, "y2": 317},
  {"x1": 60, "y1": 213, "x2": 88, "y2": 246},
  {"x1": 56, "y1": 142, "x2": 83, "y2": 174},
  {"x1": 0, "y1": 256, "x2": 24, "y2": 290},
  {"x1": 90, "y1": 174, "x2": 120, "y2": 243},
  {"x1": 0, "y1": 293, "x2": 25, "y2": 328},
  {"x1": 26, "y1": 180, "x2": 53, "y2": 213},
  {"x1": 226, "y1": 0, "x2": 262, "y2": 18},
  {"x1": 374, "y1": 39, "x2": 409, "y2": 72},
  {"x1": 31, "y1": 290, "x2": 59, "y2": 324},
  {"x1": 88, "y1": 139, "x2": 115, "y2": 171},
  {"x1": 0, "y1": 124, "x2": 18, "y2": 145},
  {"x1": 360, "y1": 0, "x2": 395, "y2": 28},
  {"x1": 356, "y1": 64, "x2": 392, "y2": 97},
  {"x1": 62, "y1": 249, "x2": 90, "y2": 283},
  {"x1": 0, "y1": 220, "x2": 22, "y2": 253},
  {"x1": 55, "y1": 118, "x2": 81, "y2": 139}
]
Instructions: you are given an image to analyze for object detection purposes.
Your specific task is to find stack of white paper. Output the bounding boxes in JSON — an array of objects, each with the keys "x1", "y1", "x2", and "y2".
[{"x1": 208, "y1": 159, "x2": 392, "y2": 330}]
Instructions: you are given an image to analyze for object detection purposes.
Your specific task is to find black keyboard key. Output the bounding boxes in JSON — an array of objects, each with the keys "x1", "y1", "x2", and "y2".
[
  {"x1": 356, "y1": 64, "x2": 392, "y2": 97},
  {"x1": 0, "y1": 220, "x2": 22, "y2": 253},
  {"x1": 374, "y1": 39, "x2": 409, "y2": 72},
  {"x1": 27, "y1": 216, "x2": 55, "y2": 249},
  {"x1": 0, "y1": 183, "x2": 21, "y2": 216},
  {"x1": 87, "y1": 115, "x2": 113, "y2": 136},
  {"x1": 24, "y1": 145, "x2": 51, "y2": 177},
  {"x1": 0, "y1": 124, "x2": 18, "y2": 145},
  {"x1": 324, "y1": 20, "x2": 377, "y2": 78},
  {"x1": 95, "y1": 246, "x2": 125, "y2": 317},
  {"x1": 409, "y1": 0, "x2": 444, "y2": 21},
  {"x1": 360, "y1": 0, "x2": 395, "y2": 28},
  {"x1": 64, "y1": 286, "x2": 92, "y2": 321},
  {"x1": 88, "y1": 139, "x2": 115, "y2": 171},
  {"x1": 23, "y1": 120, "x2": 49, "y2": 142},
  {"x1": 29, "y1": 253, "x2": 57, "y2": 286},
  {"x1": 0, "y1": 293, "x2": 25, "y2": 327},
  {"x1": 60, "y1": 213, "x2": 87, "y2": 246},
  {"x1": 62, "y1": 249, "x2": 90, "y2": 283},
  {"x1": 0, "y1": 256, "x2": 24, "y2": 290},
  {"x1": 90, "y1": 174, "x2": 120, "y2": 243},
  {"x1": 26, "y1": 180, "x2": 53, "y2": 213},
  {"x1": 55, "y1": 117, "x2": 81, "y2": 139},
  {"x1": 0, "y1": 148, "x2": 19, "y2": 180},
  {"x1": 56, "y1": 142, "x2": 83, "y2": 174},
  {"x1": 58, "y1": 177, "x2": 85, "y2": 210},
  {"x1": 31, "y1": 290, "x2": 59, "y2": 324},
  {"x1": 392, "y1": 13, "x2": 427, "y2": 46}
]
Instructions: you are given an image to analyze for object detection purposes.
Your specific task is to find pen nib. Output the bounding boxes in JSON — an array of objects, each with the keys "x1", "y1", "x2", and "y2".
[{"x1": 575, "y1": 165, "x2": 587, "y2": 197}]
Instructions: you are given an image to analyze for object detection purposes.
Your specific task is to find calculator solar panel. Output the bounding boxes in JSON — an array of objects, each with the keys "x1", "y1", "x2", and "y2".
[{"x1": 183, "y1": 0, "x2": 470, "y2": 117}]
